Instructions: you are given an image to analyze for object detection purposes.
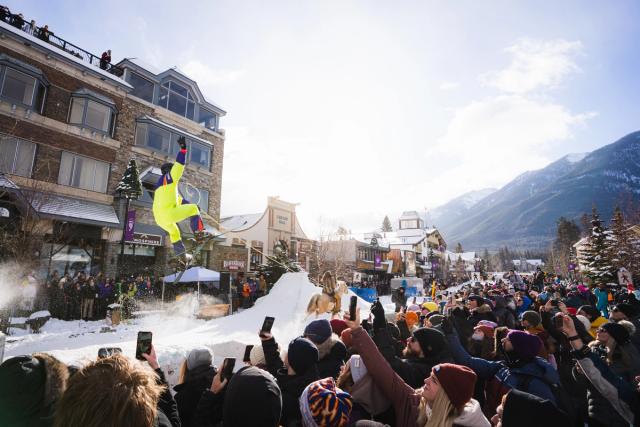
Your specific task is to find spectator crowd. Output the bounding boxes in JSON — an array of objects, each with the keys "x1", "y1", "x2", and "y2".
[{"x1": 2, "y1": 269, "x2": 640, "y2": 426}]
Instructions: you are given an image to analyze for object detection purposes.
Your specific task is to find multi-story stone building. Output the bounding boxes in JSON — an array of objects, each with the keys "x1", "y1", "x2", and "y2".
[{"x1": 0, "y1": 17, "x2": 226, "y2": 279}]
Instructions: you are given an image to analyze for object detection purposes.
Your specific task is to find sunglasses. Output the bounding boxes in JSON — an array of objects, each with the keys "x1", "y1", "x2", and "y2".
[{"x1": 596, "y1": 328, "x2": 608, "y2": 333}]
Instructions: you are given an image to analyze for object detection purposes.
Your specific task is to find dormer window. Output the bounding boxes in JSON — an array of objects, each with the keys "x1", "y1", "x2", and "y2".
[
  {"x1": 68, "y1": 89, "x2": 117, "y2": 136},
  {"x1": 159, "y1": 80, "x2": 196, "y2": 120}
]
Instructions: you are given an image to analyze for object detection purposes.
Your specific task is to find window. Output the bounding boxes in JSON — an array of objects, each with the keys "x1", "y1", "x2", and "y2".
[
  {"x1": 0, "y1": 67, "x2": 46, "y2": 111},
  {"x1": 179, "y1": 183, "x2": 209, "y2": 213},
  {"x1": 135, "y1": 120, "x2": 213, "y2": 170},
  {"x1": 58, "y1": 152, "x2": 110, "y2": 193},
  {"x1": 250, "y1": 248, "x2": 263, "y2": 270},
  {"x1": 68, "y1": 90, "x2": 117, "y2": 135},
  {"x1": 127, "y1": 72, "x2": 154, "y2": 103},
  {"x1": 158, "y1": 80, "x2": 196, "y2": 119},
  {"x1": 0, "y1": 136, "x2": 36, "y2": 177},
  {"x1": 198, "y1": 108, "x2": 218, "y2": 131}
]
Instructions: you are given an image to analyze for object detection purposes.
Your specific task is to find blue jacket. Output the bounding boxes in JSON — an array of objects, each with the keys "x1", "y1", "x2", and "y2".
[{"x1": 446, "y1": 333, "x2": 560, "y2": 404}]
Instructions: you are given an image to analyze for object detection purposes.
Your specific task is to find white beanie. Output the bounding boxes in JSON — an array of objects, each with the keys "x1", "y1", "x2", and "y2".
[
  {"x1": 187, "y1": 346, "x2": 213, "y2": 370},
  {"x1": 576, "y1": 315, "x2": 591, "y2": 333},
  {"x1": 348, "y1": 355, "x2": 368, "y2": 384},
  {"x1": 250, "y1": 344, "x2": 266, "y2": 366}
]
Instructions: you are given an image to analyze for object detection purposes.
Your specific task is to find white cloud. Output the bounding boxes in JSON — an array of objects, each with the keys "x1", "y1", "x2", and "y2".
[
  {"x1": 427, "y1": 95, "x2": 596, "y2": 201},
  {"x1": 440, "y1": 82, "x2": 460, "y2": 91},
  {"x1": 481, "y1": 38, "x2": 583, "y2": 94}
]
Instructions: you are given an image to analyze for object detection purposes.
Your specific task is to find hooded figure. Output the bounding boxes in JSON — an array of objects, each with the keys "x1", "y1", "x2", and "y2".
[
  {"x1": 304, "y1": 319, "x2": 348, "y2": 379},
  {"x1": 223, "y1": 366, "x2": 282, "y2": 427},
  {"x1": 173, "y1": 347, "x2": 217, "y2": 427},
  {"x1": 496, "y1": 388, "x2": 569, "y2": 427},
  {"x1": 0, "y1": 353, "x2": 69, "y2": 427}
]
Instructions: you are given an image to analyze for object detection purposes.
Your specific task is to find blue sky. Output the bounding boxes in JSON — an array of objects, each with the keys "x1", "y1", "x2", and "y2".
[{"x1": 10, "y1": 1, "x2": 640, "y2": 236}]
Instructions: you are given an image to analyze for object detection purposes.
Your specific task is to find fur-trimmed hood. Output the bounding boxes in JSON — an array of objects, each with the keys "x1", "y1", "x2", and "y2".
[
  {"x1": 473, "y1": 304, "x2": 493, "y2": 314},
  {"x1": 316, "y1": 334, "x2": 341, "y2": 360}
]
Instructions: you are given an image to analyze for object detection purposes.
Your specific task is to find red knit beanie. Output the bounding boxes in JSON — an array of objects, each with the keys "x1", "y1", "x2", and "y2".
[
  {"x1": 330, "y1": 319, "x2": 348, "y2": 336},
  {"x1": 432, "y1": 363, "x2": 477, "y2": 412}
]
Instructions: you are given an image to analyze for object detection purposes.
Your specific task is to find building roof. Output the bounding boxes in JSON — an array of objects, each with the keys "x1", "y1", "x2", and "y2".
[
  {"x1": 0, "y1": 20, "x2": 132, "y2": 91},
  {"x1": 446, "y1": 251, "x2": 477, "y2": 262},
  {"x1": 399, "y1": 211, "x2": 421, "y2": 220},
  {"x1": 219, "y1": 213, "x2": 263, "y2": 232},
  {"x1": 32, "y1": 193, "x2": 120, "y2": 227}
]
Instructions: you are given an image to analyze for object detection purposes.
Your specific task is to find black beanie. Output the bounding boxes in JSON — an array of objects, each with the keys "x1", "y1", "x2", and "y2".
[
  {"x1": 578, "y1": 305, "x2": 600, "y2": 320},
  {"x1": 223, "y1": 366, "x2": 282, "y2": 427},
  {"x1": 287, "y1": 337, "x2": 319, "y2": 375},
  {"x1": 412, "y1": 328, "x2": 445, "y2": 358},
  {"x1": 613, "y1": 303, "x2": 638, "y2": 319},
  {"x1": 0, "y1": 355, "x2": 47, "y2": 425},
  {"x1": 600, "y1": 322, "x2": 630, "y2": 344}
]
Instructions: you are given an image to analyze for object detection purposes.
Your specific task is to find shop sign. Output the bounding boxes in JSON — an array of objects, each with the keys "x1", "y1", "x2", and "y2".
[
  {"x1": 128, "y1": 232, "x2": 163, "y2": 246},
  {"x1": 224, "y1": 260, "x2": 246, "y2": 271}
]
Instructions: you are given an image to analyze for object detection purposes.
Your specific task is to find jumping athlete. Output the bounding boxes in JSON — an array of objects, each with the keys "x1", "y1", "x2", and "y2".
[{"x1": 153, "y1": 136, "x2": 211, "y2": 263}]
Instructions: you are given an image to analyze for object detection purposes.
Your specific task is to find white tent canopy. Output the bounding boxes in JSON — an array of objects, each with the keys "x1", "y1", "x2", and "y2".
[{"x1": 163, "y1": 267, "x2": 220, "y2": 283}]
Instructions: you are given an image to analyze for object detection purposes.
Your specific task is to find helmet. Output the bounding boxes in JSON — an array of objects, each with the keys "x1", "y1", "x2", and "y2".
[{"x1": 161, "y1": 163, "x2": 173, "y2": 175}]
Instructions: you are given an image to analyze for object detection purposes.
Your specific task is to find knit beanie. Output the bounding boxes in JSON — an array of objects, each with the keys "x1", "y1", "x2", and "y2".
[
  {"x1": 613, "y1": 303, "x2": 638, "y2": 319},
  {"x1": 600, "y1": 322, "x2": 630, "y2": 344},
  {"x1": 299, "y1": 377, "x2": 353, "y2": 427},
  {"x1": 576, "y1": 315, "x2": 591, "y2": 332},
  {"x1": 412, "y1": 328, "x2": 445, "y2": 358},
  {"x1": 432, "y1": 363, "x2": 477, "y2": 412},
  {"x1": 348, "y1": 355, "x2": 368, "y2": 384},
  {"x1": 187, "y1": 347, "x2": 213, "y2": 370},
  {"x1": 330, "y1": 319, "x2": 349, "y2": 337},
  {"x1": 223, "y1": 366, "x2": 282, "y2": 427},
  {"x1": 578, "y1": 305, "x2": 599, "y2": 320},
  {"x1": 250, "y1": 344, "x2": 266, "y2": 367},
  {"x1": 304, "y1": 319, "x2": 333, "y2": 344},
  {"x1": 408, "y1": 304, "x2": 421, "y2": 312},
  {"x1": 474, "y1": 325, "x2": 495, "y2": 338},
  {"x1": 477, "y1": 320, "x2": 498, "y2": 329},
  {"x1": 287, "y1": 337, "x2": 319, "y2": 375},
  {"x1": 506, "y1": 330, "x2": 542, "y2": 360},
  {"x1": 340, "y1": 329, "x2": 353, "y2": 348},
  {"x1": 405, "y1": 311, "x2": 419, "y2": 328},
  {"x1": 522, "y1": 311, "x2": 541, "y2": 327},
  {"x1": 566, "y1": 307, "x2": 577, "y2": 316},
  {"x1": 422, "y1": 302, "x2": 439, "y2": 312}
]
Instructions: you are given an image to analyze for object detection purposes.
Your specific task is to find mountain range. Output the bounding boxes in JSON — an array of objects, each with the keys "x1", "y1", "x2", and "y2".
[{"x1": 429, "y1": 131, "x2": 640, "y2": 251}]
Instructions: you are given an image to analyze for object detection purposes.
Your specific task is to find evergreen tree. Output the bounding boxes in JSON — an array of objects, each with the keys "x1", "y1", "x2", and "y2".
[
  {"x1": 256, "y1": 239, "x2": 300, "y2": 285},
  {"x1": 455, "y1": 242, "x2": 463, "y2": 253},
  {"x1": 580, "y1": 213, "x2": 591, "y2": 238},
  {"x1": 482, "y1": 248, "x2": 493, "y2": 271},
  {"x1": 381, "y1": 215, "x2": 393, "y2": 232},
  {"x1": 579, "y1": 207, "x2": 616, "y2": 285},
  {"x1": 609, "y1": 206, "x2": 640, "y2": 276},
  {"x1": 116, "y1": 159, "x2": 143, "y2": 199},
  {"x1": 552, "y1": 216, "x2": 581, "y2": 275}
]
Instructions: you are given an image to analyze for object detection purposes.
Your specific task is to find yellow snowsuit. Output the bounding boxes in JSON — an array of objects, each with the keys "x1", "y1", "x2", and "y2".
[{"x1": 152, "y1": 149, "x2": 202, "y2": 249}]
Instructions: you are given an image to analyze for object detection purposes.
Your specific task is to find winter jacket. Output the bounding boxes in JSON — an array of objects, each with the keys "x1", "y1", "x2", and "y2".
[
  {"x1": 500, "y1": 388, "x2": 570, "y2": 427},
  {"x1": 97, "y1": 282, "x2": 114, "y2": 300},
  {"x1": 492, "y1": 296, "x2": 516, "y2": 329},
  {"x1": 573, "y1": 345, "x2": 639, "y2": 426},
  {"x1": 154, "y1": 368, "x2": 181, "y2": 427},
  {"x1": 445, "y1": 333, "x2": 560, "y2": 405},
  {"x1": 469, "y1": 304, "x2": 498, "y2": 327},
  {"x1": 372, "y1": 327, "x2": 451, "y2": 388},
  {"x1": 351, "y1": 327, "x2": 490, "y2": 427},
  {"x1": 262, "y1": 336, "x2": 319, "y2": 426},
  {"x1": 316, "y1": 335, "x2": 348, "y2": 379},
  {"x1": 192, "y1": 389, "x2": 225, "y2": 427},
  {"x1": 174, "y1": 365, "x2": 217, "y2": 427},
  {"x1": 516, "y1": 296, "x2": 532, "y2": 317}
]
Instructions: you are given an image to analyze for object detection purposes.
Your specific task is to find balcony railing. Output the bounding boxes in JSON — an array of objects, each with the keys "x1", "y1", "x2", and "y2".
[{"x1": 0, "y1": 10, "x2": 124, "y2": 77}]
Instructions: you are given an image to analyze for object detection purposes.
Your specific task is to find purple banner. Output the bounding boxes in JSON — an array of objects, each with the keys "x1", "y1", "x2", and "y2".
[
  {"x1": 124, "y1": 210, "x2": 136, "y2": 242},
  {"x1": 374, "y1": 254, "x2": 382, "y2": 268}
]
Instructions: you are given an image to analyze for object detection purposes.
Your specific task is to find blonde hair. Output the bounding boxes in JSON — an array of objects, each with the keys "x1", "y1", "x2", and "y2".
[
  {"x1": 177, "y1": 359, "x2": 189, "y2": 385},
  {"x1": 416, "y1": 388, "x2": 458, "y2": 427},
  {"x1": 54, "y1": 354, "x2": 165, "y2": 427}
]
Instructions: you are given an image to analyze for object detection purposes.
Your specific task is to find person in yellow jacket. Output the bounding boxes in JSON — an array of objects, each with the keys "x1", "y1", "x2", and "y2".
[{"x1": 153, "y1": 136, "x2": 210, "y2": 261}]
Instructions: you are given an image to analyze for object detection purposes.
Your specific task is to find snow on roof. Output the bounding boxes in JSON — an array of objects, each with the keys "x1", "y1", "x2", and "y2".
[
  {"x1": 138, "y1": 115, "x2": 213, "y2": 146},
  {"x1": 34, "y1": 193, "x2": 120, "y2": 226},
  {"x1": 219, "y1": 212, "x2": 263, "y2": 231},
  {"x1": 399, "y1": 211, "x2": 421, "y2": 220},
  {"x1": 0, "y1": 21, "x2": 131, "y2": 90},
  {"x1": 122, "y1": 57, "x2": 164, "y2": 76}
]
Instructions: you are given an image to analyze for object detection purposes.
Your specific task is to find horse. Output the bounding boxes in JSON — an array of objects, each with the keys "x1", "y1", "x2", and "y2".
[{"x1": 306, "y1": 271, "x2": 349, "y2": 317}]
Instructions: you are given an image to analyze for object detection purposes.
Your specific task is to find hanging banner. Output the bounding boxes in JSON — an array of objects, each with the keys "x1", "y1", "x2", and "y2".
[
  {"x1": 124, "y1": 210, "x2": 136, "y2": 242},
  {"x1": 374, "y1": 254, "x2": 382, "y2": 268}
]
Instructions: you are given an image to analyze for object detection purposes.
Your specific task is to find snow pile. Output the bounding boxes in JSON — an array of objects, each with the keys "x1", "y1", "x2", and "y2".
[{"x1": 4, "y1": 273, "x2": 371, "y2": 386}]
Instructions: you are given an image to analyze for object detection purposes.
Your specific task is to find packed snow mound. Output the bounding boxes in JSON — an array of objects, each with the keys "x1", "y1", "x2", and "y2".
[{"x1": 4, "y1": 272, "x2": 370, "y2": 387}]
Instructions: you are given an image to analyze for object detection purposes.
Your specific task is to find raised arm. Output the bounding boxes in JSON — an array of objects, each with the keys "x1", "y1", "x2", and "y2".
[{"x1": 171, "y1": 137, "x2": 188, "y2": 183}]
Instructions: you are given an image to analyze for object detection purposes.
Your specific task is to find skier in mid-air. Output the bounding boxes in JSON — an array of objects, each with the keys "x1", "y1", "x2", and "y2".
[{"x1": 153, "y1": 136, "x2": 211, "y2": 264}]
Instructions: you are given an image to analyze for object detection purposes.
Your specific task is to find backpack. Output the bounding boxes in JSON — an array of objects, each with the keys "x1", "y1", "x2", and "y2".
[{"x1": 519, "y1": 372, "x2": 577, "y2": 425}]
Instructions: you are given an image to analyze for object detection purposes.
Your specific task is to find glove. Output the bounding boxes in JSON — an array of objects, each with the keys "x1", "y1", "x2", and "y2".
[
  {"x1": 371, "y1": 300, "x2": 386, "y2": 330},
  {"x1": 440, "y1": 317, "x2": 455, "y2": 335},
  {"x1": 178, "y1": 136, "x2": 187, "y2": 150}
]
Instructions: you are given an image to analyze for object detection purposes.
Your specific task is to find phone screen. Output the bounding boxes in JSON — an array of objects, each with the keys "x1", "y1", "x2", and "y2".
[
  {"x1": 136, "y1": 331, "x2": 152, "y2": 360},
  {"x1": 261, "y1": 317, "x2": 275, "y2": 334},
  {"x1": 98, "y1": 347, "x2": 122, "y2": 359},
  {"x1": 243, "y1": 345, "x2": 254, "y2": 363},
  {"x1": 222, "y1": 357, "x2": 236, "y2": 380},
  {"x1": 349, "y1": 296, "x2": 358, "y2": 321}
]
